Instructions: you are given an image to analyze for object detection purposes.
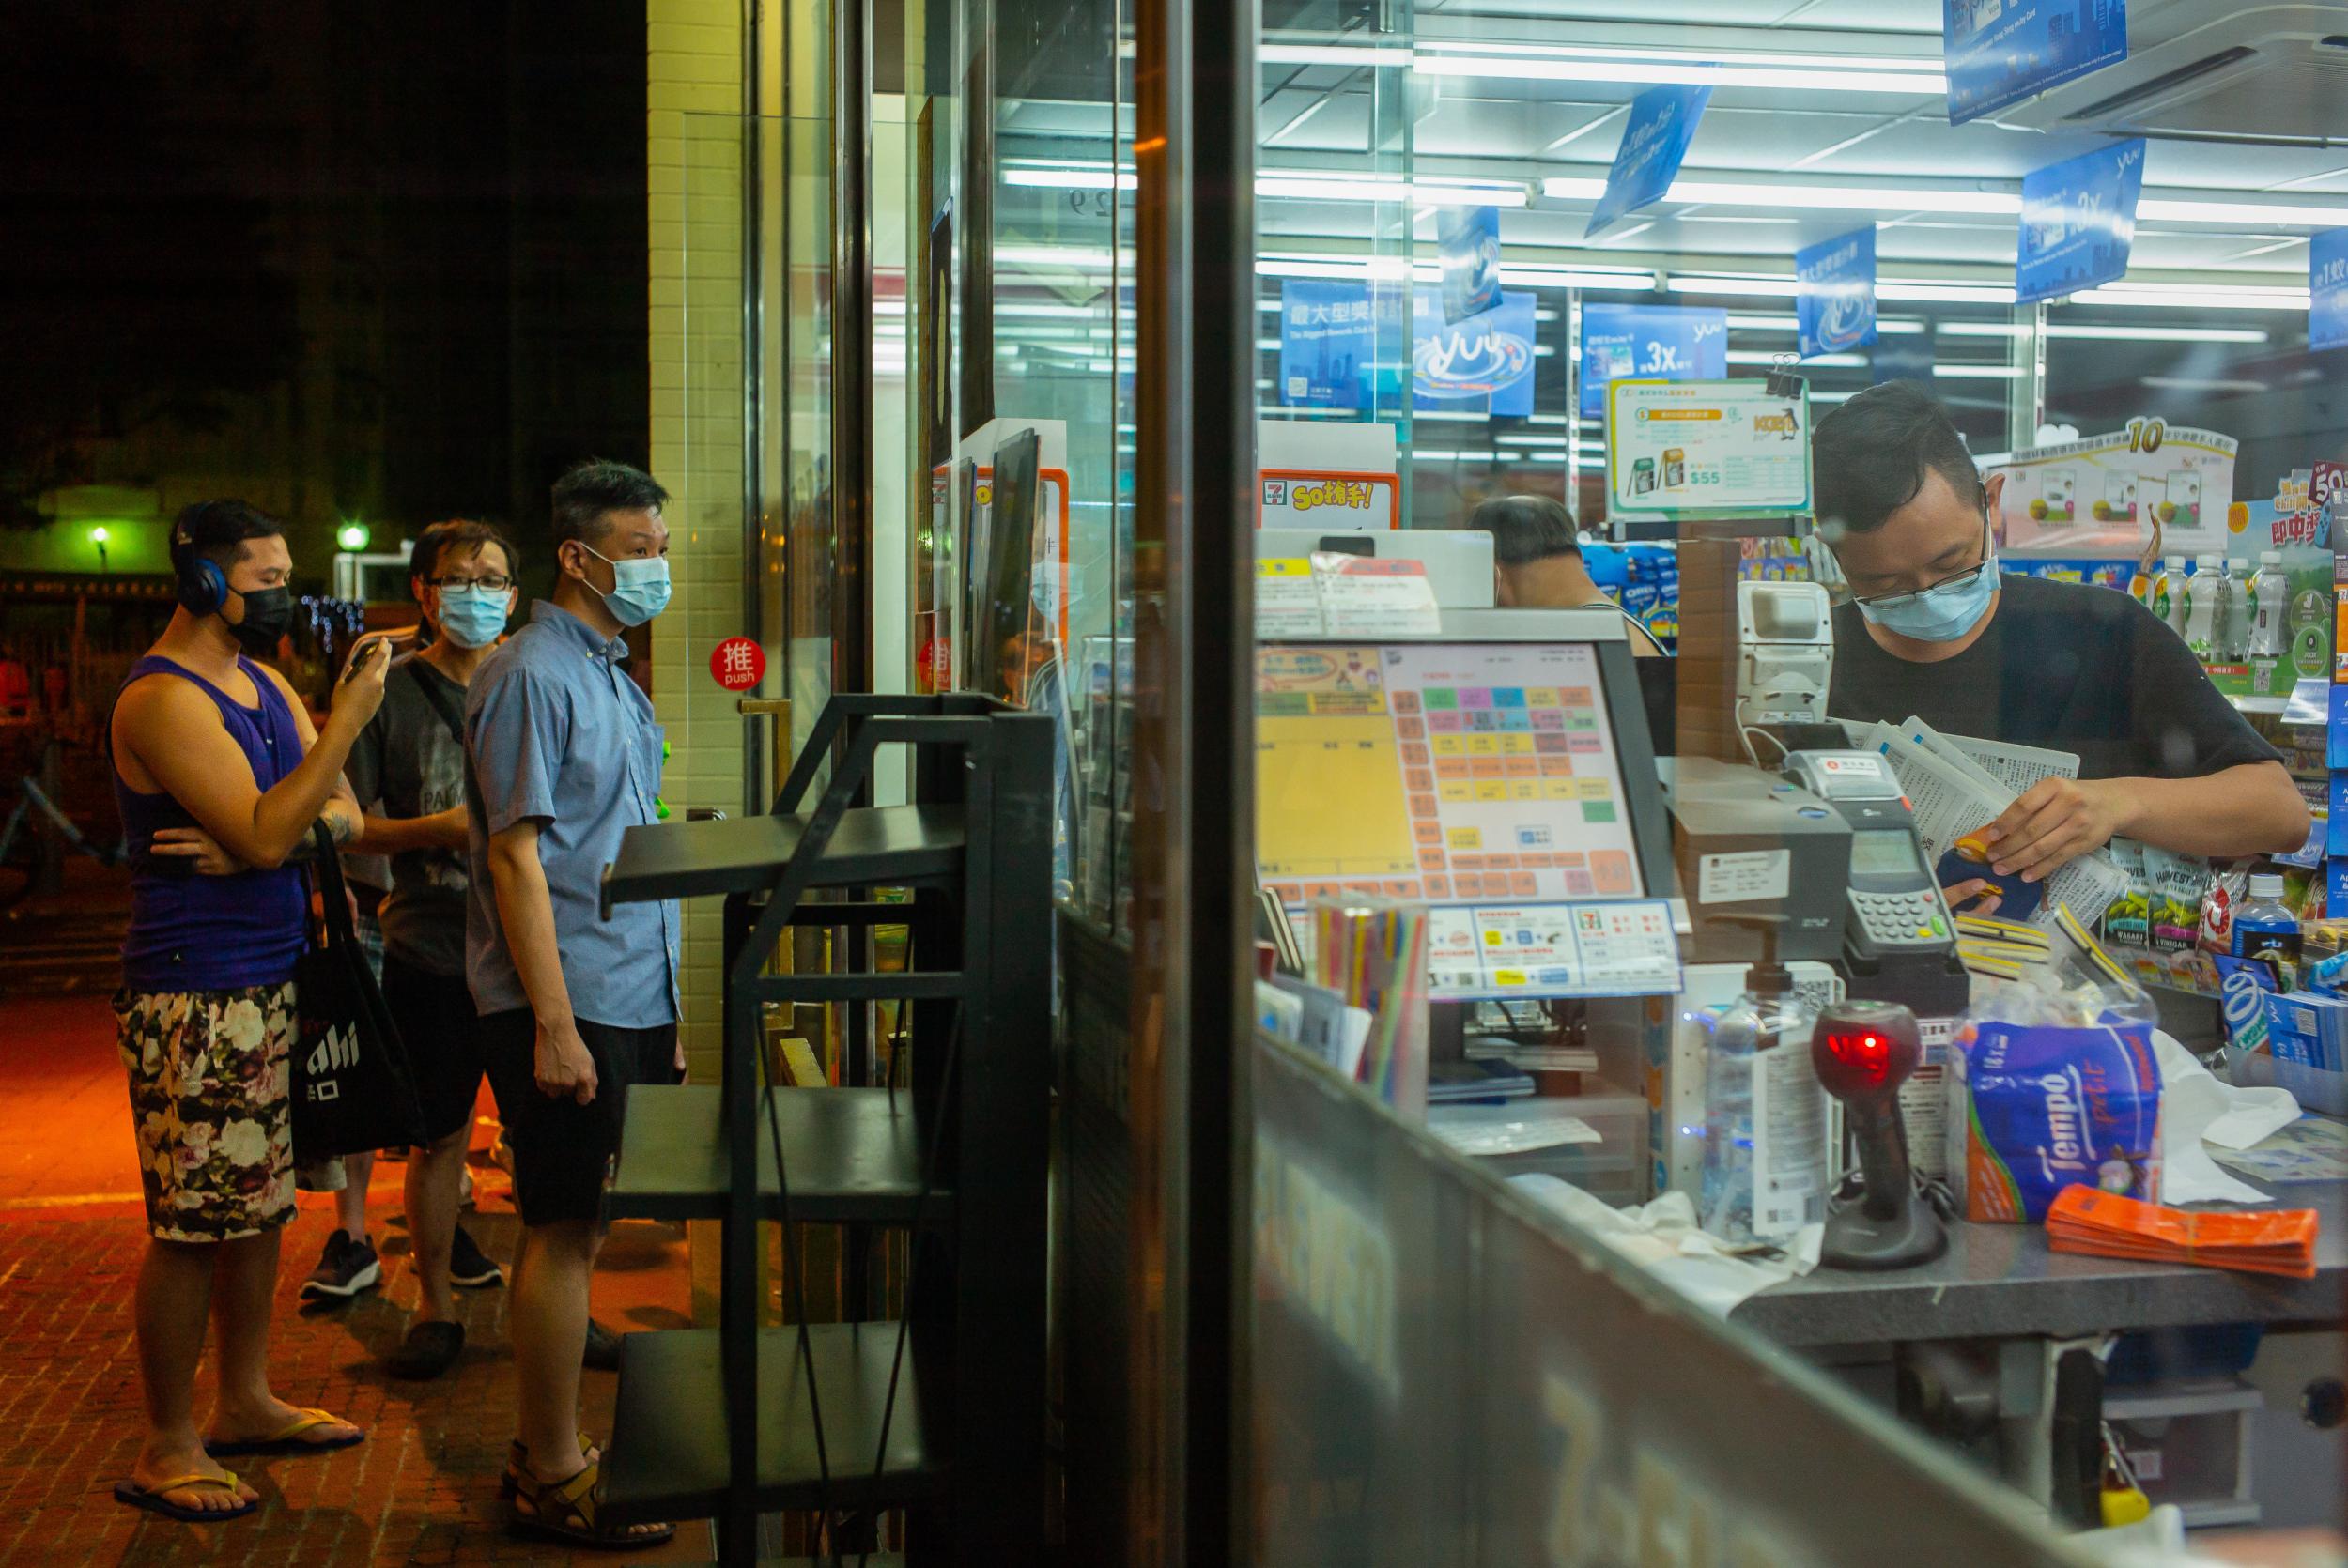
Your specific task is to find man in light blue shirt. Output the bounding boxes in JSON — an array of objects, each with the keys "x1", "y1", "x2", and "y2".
[{"x1": 463, "y1": 459, "x2": 679, "y2": 1549}]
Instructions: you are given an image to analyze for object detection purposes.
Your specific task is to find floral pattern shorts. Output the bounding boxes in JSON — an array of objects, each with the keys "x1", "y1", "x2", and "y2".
[{"x1": 115, "y1": 982, "x2": 298, "y2": 1243}]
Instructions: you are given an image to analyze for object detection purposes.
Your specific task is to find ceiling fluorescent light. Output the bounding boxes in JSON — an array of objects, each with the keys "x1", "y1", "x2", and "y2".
[
  {"x1": 1931, "y1": 364, "x2": 2023, "y2": 379},
  {"x1": 1729, "y1": 350, "x2": 1865, "y2": 367},
  {"x1": 2139, "y1": 198, "x2": 2347, "y2": 229},
  {"x1": 1938, "y1": 321, "x2": 2270, "y2": 344},
  {"x1": 1260, "y1": 173, "x2": 1529, "y2": 207},
  {"x1": 2070, "y1": 283, "x2": 2309, "y2": 310},
  {"x1": 1666, "y1": 275, "x2": 2017, "y2": 304},
  {"x1": 1535, "y1": 176, "x2": 2348, "y2": 229},
  {"x1": 1260, "y1": 42, "x2": 1414, "y2": 68},
  {"x1": 1416, "y1": 40, "x2": 1941, "y2": 72},
  {"x1": 1414, "y1": 55, "x2": 1942, "y2": 93}
]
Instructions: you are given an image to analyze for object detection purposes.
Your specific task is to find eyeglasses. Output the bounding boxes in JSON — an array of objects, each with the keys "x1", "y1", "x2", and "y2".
[
  {"x1": 1846, "y1": 515, "x2": 1995, "y2": 612},
  {"x1": 429, "y1": 576, "x2": 514, "y2": 592}
]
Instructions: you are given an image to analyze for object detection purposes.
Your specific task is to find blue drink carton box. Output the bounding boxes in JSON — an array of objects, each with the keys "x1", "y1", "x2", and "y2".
[{"x1": 1951, "y1": 1020, "x2": 2163, "y2": 1222}]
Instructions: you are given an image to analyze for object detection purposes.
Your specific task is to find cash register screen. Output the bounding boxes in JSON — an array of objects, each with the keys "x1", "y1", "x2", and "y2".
[
  {"x1": 1256, "y1": 641, "x2": 1644, "y2": 903},
  {"x1": 1850, "y1": 828, "x2": 1924, "y2": 877}
]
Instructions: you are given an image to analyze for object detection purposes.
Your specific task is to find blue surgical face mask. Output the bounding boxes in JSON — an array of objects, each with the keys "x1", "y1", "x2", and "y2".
[
  {"x1": 583, "y1": 545, "x2": 672, "y2": 627},
  {"x1": 1853, "y1": 530, "x2": 1999, "y2": 643},
  {"x1": 435, "y1": 585, "x2": 513, "y2": 649}
]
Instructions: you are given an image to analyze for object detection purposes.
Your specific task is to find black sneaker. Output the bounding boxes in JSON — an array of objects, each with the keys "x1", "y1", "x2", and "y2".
[
  {"x1": 386, "y1": 1319, "x2": 466, "y2": 1380},
  {"x1": 582, "y1": 1317, "x2": 623, "y2": 1372},
  {"x1": 300, "y1": 1229, "x2": 381, "y2": 1300},
  {"x1": 448, "y1": 1224, "x2": 504, "y2": 1289}
]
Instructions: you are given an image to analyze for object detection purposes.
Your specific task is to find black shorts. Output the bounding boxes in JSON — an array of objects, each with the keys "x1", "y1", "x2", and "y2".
[
  {"x1": 381, "y1": 951, "x2": 484, "y2": 1145},
  {"x1": 478, "y1": 1007, "x2": 678, "y2": 1227}
]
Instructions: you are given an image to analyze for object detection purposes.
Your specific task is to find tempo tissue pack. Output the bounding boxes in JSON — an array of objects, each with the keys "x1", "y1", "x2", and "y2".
[{"x1": 1953, "y1": 1021, "x2": 2165, "y2": 1222}]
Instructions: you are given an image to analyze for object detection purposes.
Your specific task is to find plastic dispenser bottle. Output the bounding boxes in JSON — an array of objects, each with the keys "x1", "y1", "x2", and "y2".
[
  {"x1": 2184, "y1": 554, "x2": 2222, "y2": 660},
  {"x1": 1699, "y1": 920, "x2": 1827, "y2": 1246},
  {"x1": 2248, "y1": 550, "x2": 2289, "y2": 696}
]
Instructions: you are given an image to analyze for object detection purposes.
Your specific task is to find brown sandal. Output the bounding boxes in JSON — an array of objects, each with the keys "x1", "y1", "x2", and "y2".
[
  {"x1": 510, "y1": 1454, "x2": 672, "y2": 1550},
  {"x1": 500, "y1": 1433, "x2": 600, "y2": 1500}
]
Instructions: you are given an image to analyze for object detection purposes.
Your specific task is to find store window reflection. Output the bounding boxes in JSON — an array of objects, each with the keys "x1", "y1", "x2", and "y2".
[{"x1": 1241, "y1": 0, "x2": 2345, "y2": 1558}]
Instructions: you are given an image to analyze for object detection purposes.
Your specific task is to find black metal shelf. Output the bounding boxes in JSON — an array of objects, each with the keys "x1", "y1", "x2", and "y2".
[
  {"x1": 607, "y1": 1084, "x2": 944, "y2": 1224},
  {"x1": 596, "y1": 694, "x2": 1053, "y2": 1561},
  {"x1": 600, "y1": 804, "x2": 965, "y2": 914},
  {"x1": 599, "y1": 1324, "x2": 946, "y2": 1524}
]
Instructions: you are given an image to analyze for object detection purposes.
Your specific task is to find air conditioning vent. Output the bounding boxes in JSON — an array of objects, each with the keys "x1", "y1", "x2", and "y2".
[
  {"x1": 1990, "y1": 3, "x2": 2348, "y2": 145},
  {"x1": 2062, "y1": 46, "x2": 2256, "y2": 121}
]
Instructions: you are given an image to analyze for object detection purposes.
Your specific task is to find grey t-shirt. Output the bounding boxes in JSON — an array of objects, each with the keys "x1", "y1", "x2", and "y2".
[{"x1": 347, "y1": 653, "x2": 472, "y2": 976}]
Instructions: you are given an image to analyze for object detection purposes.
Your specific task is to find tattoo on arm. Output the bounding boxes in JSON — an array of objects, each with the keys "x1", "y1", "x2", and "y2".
[{"x1": 282, "y1": 808, "x2": 359, "y2": 860}]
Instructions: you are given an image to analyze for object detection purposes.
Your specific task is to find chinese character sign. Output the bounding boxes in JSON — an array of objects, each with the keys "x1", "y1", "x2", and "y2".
[
  {"x1": 1944, "y1": 0, "x2": 2128, "y2": 126},
  {"x1": 1412, "y1": 288, "x2": 1537, "y2": 417},
  {"x1": 2313, "y1": 229, "x2": 2348, "y2": 353},
  {"x1": 2016, "y1": 137, "x2": 2144, "y2": 304},
  {"x1": 708, "y1": 635, "x2": 767, "y2": 693},
  {"x1": 1797, "y1": 226, "x2": 1877, "y2": 359},
  {"x1": 1577, "y1": 304, "x2": 1726, "y2": 420},
  {"x1": 1585, "y1": 85, "x2": 1710, "y2": 238},
  {"x1": 1278, "y1": 280, "x2": 1381, "y2": 408}
]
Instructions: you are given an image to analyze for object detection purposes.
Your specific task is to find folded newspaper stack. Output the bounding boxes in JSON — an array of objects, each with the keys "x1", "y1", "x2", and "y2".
[{"x1": 1841, "y1": 715, "x2": 2129, "y2": 935}]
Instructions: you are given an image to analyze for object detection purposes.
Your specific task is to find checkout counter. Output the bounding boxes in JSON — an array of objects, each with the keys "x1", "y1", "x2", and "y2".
[{"x1": 1253, "y1": 554, "x2": 2345, "y2": 1537}]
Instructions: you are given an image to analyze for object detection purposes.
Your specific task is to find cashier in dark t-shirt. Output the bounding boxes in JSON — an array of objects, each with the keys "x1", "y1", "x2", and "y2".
[{"x1": 1814, "y1": 383, "x2": 2307, "y2": 912}]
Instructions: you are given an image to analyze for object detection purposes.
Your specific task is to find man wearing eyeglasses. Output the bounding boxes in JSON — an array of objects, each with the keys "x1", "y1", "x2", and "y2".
[{"x1": 1815, "y1": 382, "x2": 2307, "y2": 905}]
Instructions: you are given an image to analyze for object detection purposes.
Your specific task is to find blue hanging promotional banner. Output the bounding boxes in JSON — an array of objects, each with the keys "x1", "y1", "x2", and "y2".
[
  {"x1": 1943, "y1": 0, "x2": 2128, "y2": 126},
  {"x1": 1585, "y1": 85, "x2": 1711, "y2": 238},
  {"x1": 1796, "y1": 226, "x2": 1878, "y2": 359},
  {"x1": 2312, "y1": 228, "x2": 2348, "y2": 353},
  {"x1": 2015, "y1": 137, "x2": 2145, "y2": 304},
  {"x1": 1438, "y1": 206, "x2": 1504, "y2": 324},
  {"x1": 1577, "y1": 303, "x2": 1727, "y2": 420},
  {"x1": 1412, "y1": 287, "x2": 1537, "y2": 417},
  {"x1": 1278, "y1": 280, "x2": 1378, "y2": 408}
]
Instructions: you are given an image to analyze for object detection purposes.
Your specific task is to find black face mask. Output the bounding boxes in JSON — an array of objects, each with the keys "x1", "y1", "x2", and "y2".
[{"x1": 225, "y1": 586, "x2": 294, "y2": 657}]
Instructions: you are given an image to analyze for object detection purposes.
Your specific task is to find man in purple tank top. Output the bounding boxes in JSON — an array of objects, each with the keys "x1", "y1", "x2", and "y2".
[{"x1": 104, "y1": 500, "x2": 391, "y2": 1523}]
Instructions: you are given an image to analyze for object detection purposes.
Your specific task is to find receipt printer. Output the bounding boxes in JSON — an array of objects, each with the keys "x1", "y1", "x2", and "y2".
[{"x1": 1657, "y1": 756, "x2": 1850, "y2": 964}]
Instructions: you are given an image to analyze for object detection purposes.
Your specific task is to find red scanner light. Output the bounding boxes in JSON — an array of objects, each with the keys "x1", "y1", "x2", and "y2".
[{"x1": 1811, "y1": 1004, "x2": 1922, "y2": 1102}]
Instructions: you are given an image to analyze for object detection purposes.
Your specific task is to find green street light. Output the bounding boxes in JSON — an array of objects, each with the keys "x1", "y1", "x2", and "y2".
[
  {"x1": 88, "y1": 525, "x2": 110, "y2": 546},
  {"x1": 337, "y1": 521, "x2": 371, "y2": 552}
]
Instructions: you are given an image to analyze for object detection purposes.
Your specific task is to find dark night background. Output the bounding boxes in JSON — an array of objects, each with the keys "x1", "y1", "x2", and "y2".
[{"x1": 0, "y1": 1, "x2": 649, "y2": 590}]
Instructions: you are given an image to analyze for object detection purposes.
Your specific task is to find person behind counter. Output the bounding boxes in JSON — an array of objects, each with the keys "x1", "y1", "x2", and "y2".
[
  {"x1": 1477, "y1": 493, "x2": 1667, "y2": 656},
  {"x1": 1814, "y1": 382, "x2": 2308, "y2": 903}
]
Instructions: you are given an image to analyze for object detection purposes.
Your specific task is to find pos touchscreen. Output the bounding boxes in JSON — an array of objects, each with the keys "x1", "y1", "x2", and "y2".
[{"x1": 1255, "y1": 639, "x2": 1648, "y2": 906}]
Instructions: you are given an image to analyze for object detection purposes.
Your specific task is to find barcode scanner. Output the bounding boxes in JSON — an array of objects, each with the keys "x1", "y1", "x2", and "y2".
[{"x1": 1813, "y1": 1000, "x2": 1947, "y2": 1270}]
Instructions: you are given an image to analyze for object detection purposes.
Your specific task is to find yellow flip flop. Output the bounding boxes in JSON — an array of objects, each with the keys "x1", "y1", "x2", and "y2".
[
  {"x1": 206, "y1": 1407, "x2": 364, "y2": 1457},
  {"x1": 114, "y1": 1469, "x2": 257, "y2": 1522}
]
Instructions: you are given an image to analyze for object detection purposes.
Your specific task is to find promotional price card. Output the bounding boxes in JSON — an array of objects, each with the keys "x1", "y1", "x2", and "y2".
[
  {"x1": 1606, "y1": 379, "x2": 1811, "y2": 516},
  {"x1": 1990, "y1": 416, "x2": 2237, "y2": 558}
]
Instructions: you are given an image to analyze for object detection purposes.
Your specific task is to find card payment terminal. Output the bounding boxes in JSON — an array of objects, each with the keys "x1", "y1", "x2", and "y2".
[{"x1": 1780, "y1": 750, "x2": 1968, "y2": 1014}]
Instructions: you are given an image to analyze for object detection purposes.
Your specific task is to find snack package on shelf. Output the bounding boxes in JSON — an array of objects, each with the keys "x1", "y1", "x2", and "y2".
[
  {"x1": 2145, "y1": 848, "x2": 2211, "y2": 953},
  {"x1": 1952, "y1": 909, "x2": 2164, "y2": 1223},
  {"x1": 2046, "y1": 1185, "x2": 2319, "y2": 1280}
]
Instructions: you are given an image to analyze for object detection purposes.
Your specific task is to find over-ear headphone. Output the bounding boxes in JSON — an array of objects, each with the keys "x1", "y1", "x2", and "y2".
[{"x1": 173, "y1": 522, "x2": 228, "y2": 617}]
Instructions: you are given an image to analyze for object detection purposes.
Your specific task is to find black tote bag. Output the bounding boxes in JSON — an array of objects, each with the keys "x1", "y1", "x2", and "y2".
[{"x1": 292, "y1": 822, "x2": 428, "y2": 1161}]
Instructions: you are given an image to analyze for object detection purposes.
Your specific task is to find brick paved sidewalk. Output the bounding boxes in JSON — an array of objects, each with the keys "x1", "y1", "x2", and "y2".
[{"x1": 0, "y1": 994, "x2": 706, "y2": 1566}]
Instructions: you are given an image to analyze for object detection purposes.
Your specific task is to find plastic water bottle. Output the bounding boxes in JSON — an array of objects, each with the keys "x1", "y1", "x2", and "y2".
[
  {"x1": 2249, "y1": 550, "x2": 2290, "y2": 696},
  {"x1": 2183, "y1": 554, "x2": 2222, "y2": 660},
  {"x1": 2234, "y1": 872, "x2": 2302, "y2": 984},
  {"x1": 2218, "y1": 560, "x2": 2254, "y2": 663},
  {"x1": 1700, "y1": 932, "x2": 1823, "y2": 1246},
  {"x1": 2152, "y1": 555, "x2": 2187, "y2": 633}
]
